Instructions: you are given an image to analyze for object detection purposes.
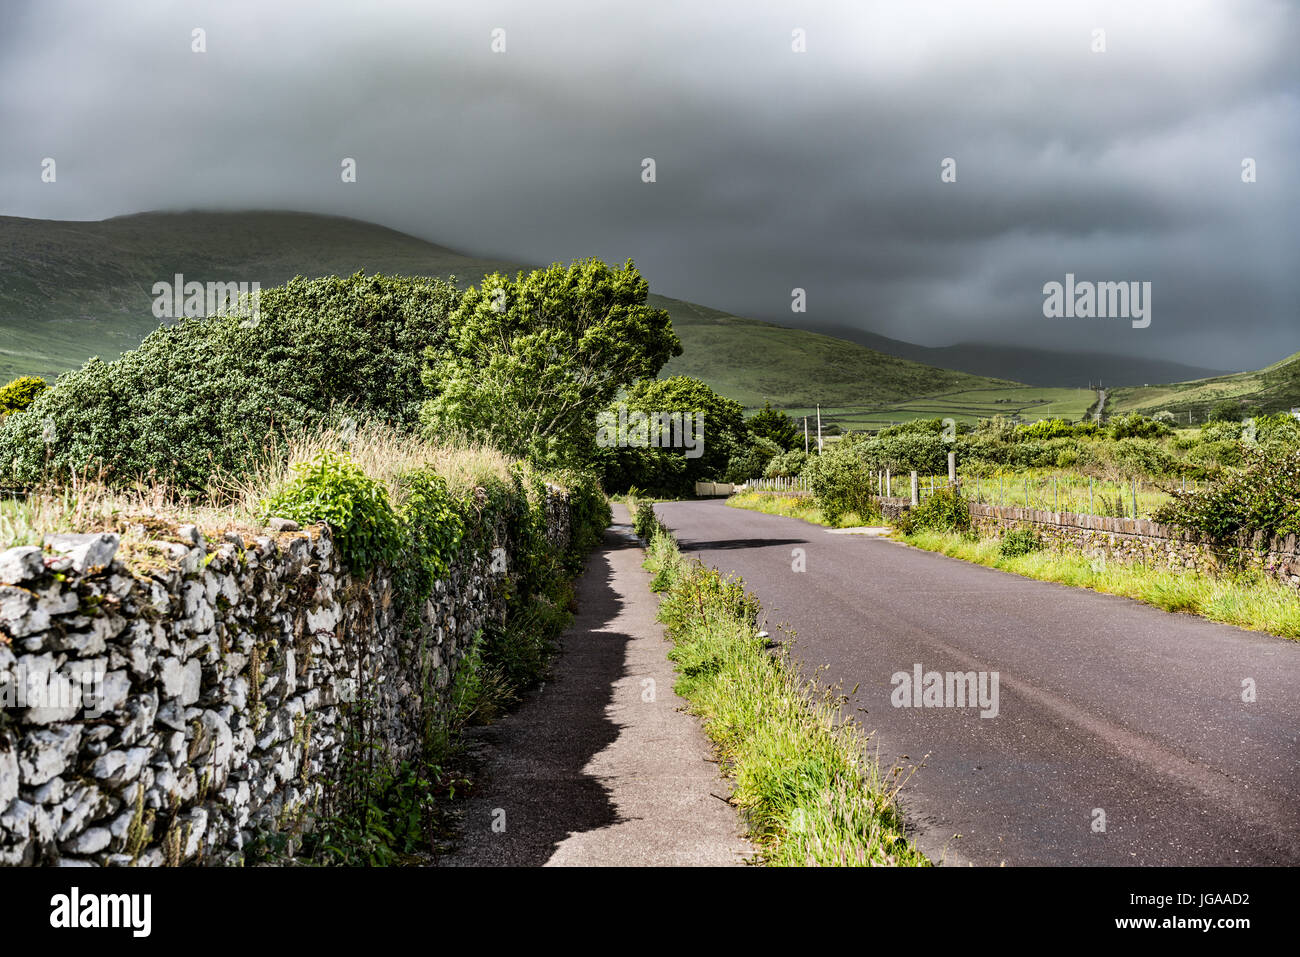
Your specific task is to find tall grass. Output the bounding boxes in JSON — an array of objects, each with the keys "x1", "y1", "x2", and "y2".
[
  {"x1": 0, "y1": 420, "x2": 521, "y2": 551},
  {"x1": 903, "y1": 529, "x2": 1300, "y2": 640},
  {"x1": 640, "y1": 507, "x2": 927, "y2": 866}
]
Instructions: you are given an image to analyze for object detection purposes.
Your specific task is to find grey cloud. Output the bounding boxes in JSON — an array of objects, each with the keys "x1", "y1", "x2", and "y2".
[{"x1": 1, "y1": 0, "x2": 1297, "y2": 370}]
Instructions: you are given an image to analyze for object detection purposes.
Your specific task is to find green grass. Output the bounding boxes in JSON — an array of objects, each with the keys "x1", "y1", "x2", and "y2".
[
  {"x1": 901, "y1": 529, "x2": 1300, "y2": 641},
  {"x1": 726, "y1": 491, "x2": 871, "y2": 528},
  {"x1": 639, "y1": 509, "x2": 928, "y2": 866}
]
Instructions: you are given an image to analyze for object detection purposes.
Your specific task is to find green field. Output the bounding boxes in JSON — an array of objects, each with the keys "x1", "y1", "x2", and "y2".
[{"x1": 784, "y1": 386, "x2": 1097, "y2": 434}]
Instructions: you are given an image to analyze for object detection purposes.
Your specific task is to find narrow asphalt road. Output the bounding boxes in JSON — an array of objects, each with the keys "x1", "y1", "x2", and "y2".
[
  {"x1": 655, "y1": 499, "x2": 1300, "y2": 866},
  {"x1": 440, "y1": 506, "x2": 750, "y2": 866}
]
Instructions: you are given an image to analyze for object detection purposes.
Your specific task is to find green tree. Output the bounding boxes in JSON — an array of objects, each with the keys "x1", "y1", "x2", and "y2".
[
  {"x1": 745, "y1": 402, "x2": 800, "y2": 451},
  {"x1": 420, "y1": 259, "x2": 680, "y2": 467},
  {"x1": 600, "y1": 376, "x2": 747, "y2": 495},
  {"x1": 1209, "y1": 400, "x2": 1244, "y2": 423}
]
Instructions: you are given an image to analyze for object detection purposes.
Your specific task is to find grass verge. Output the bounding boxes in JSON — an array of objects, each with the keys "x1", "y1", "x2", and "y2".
[
  {"x1": 637, "y1": 502, "x2": 927, "y2": 866},
  {"x1": 726, "y1": 491, "x2": 875, "y2": 528},
  {"x1": 901, "y1": 529, "x2": 1300, "y2": 641}
]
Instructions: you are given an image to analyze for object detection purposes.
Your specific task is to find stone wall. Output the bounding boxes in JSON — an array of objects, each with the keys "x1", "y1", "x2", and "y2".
[{"x1": 0, "y1": 487, "x2": 577, "y2": 866}]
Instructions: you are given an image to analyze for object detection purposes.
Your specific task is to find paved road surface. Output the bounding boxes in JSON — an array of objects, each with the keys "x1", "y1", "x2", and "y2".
[
  {"x1": 441, "y1": 507, "x2": 750, "y2": 866},
  {"x1": 656, "y1": 499, "x2": 1300, "y2": 866}
]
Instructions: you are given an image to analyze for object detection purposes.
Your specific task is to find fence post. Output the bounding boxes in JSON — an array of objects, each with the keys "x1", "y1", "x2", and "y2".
[
  {"x1": 911, "y1": 471, "x2": 919, "y2": 507},
  {"x1": 948, "y1": 451, "x2": 956, "y2": 487},
  {"x1": 885, "y1": 468, "x2": 891, "y2": 498},
  {"x1": 1025, "y1": 477, "x2": 1030, "y2": 509},
  {"x1": 1089, "y1": 477, "x2": 1094, "y2": 515},
  {"x1": 1132, "y1": 478, "x2": 1138, "y2": 519}
]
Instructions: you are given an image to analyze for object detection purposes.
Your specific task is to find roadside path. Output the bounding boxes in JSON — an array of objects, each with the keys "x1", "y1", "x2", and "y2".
[{"x1": 440, "y1": 504, "x2": 751, "y2": 866}]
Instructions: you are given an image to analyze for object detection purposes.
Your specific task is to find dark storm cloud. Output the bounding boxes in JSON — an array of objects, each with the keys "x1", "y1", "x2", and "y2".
[{"x1": 1, "y1": 0, "x2": 1297, "y2": 369}]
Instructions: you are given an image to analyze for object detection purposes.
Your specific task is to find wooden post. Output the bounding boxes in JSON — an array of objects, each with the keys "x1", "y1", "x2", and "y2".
[
  {"x1": 885, "y1": 468, "x2": 891, "y2": 498},
  {"x1": 948, "y1": 451, "x2": 956, "y2": 487},
  {"x1": 910, "y1": 471, "x2": 919, "y2": 506}
]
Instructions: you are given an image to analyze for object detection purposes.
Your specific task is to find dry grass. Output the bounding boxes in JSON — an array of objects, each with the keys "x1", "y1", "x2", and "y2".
[
  {"x1": 216, "y1": 420, "x2": 518, "y2": 514},
  {"x1": 0, "y1": 420, "x2": 523, "y2": 552}
]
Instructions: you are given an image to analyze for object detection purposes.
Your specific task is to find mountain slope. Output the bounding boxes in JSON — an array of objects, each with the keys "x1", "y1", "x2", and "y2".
[
  {"x1": 1107, "y1": 351, "x2": 1300, "y2": 421},
  {"x1": 800, "y1": 321, "x2": 1230, "y2": 388},
  {"x1": 0, "y1": 210, "x2": 1014, "y2": 407}
]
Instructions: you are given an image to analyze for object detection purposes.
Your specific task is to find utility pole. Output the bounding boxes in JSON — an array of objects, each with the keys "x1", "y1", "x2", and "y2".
[{"x1": 816, "y1": 404, "x2": 823, "y2": 452}]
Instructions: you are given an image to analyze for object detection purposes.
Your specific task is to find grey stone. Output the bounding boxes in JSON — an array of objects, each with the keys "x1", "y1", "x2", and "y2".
[
  {"x1": 43, "y1": 533, "x2": 120, "y2": 576},
  {"x1": 0, "y1": 740, "x2": 19, "y2": 808},
  {"x1": 267, "y1": 517, "x2": 300, "y2": 533},
  {"x1": 0, "y1": 585, "x2": 49, "y2": 637},
  {"x1": 0, "y1": 546, "x2": 46, "y2": 585},
  {"x1": 159, "y1": 656, "x2": 201, "y2": 705},
  {"x1": 62, "y1": 827, "x2": 111, "y2": 855},
  {"x1": 19, "y1": 725, "x2": 82, "y2": 786}
]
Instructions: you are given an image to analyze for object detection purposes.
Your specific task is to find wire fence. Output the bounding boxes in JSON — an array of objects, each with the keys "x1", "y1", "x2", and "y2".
[{"x1": 905, "y1": 472, "x2": 1200, "y2": 520}]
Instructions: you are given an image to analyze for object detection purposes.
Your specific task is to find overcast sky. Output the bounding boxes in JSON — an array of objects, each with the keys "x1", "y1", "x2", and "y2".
[{"x1": 2, "y1": 0, "x2": 1297, "y2": 369}]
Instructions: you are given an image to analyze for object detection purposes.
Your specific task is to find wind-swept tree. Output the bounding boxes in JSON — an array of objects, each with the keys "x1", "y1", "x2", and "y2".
[{"x1": 421, "y1": 259, "x2": 681, "y2": 466}]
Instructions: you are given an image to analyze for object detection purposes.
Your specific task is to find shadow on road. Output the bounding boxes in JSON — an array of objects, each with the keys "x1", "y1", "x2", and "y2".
[
  {"x1": 679, "y1": 537, "x2": 808, "y2": 551},
  {"x1": 438, "y1": 529, "x2": 634, "y2": 866}
]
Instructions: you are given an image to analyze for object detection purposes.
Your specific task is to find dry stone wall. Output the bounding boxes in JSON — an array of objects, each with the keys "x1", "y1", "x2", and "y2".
[{"x1": 0, "y1": 487, "x2": 577, "y2": 866}]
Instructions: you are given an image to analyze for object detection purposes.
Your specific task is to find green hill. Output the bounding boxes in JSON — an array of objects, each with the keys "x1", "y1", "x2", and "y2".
[
  {"x1": 0, "y1": 210, "x2": 1017, "y2": 411},
  {"x1": 1107, "y1": 352, "x2": 1300, "y2": 422}
]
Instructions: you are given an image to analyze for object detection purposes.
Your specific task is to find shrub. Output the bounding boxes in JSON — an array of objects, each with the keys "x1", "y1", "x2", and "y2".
[
  {"x1": 763, "y1": 449, "x2": 808, "y2": 478},
  {"x1": 999, "y1": 528, "x2": 1043, "y2": 557},
  {"x1": 1154, "y1": 446, "x2": 1300, "y2": 542},
  {"x1": 633, "y1": 500, "x2": 661, "y2": 540},
  {"x1": 1112, "y1": 438, "x2": 1181, "y2": 478},
  {"x1": 877, "y1": 418, "x2": 948, "y2": 438},
  {"x1": 1109, "y1": 413, "x2": 1172, "y2": 440},
  {"x1": 260, "y1": 451, "x2": 406, "y2": 573},
  {"x1": 904, "y1": 487, "x2": 970, "y2": 534},
  {"x1": 394, "y1": 467, "x2": 465, "y2": 602},
  {"x1": 805, "y1": 443, "x2": 878, "y2": 524},
  {"x1": 0, "y1": 273, "x2": 460, "y2": 489},
  {"x1": 0, "y1": 376, "x2": 48, "y2": 416},
  {"x1": 1018, "y1": 418, "x2": 1074, "y2": 440}
]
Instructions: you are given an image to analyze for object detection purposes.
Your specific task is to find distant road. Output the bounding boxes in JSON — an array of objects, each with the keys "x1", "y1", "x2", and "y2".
[{"x1": 655, "y1": 499, "x2": 1300, "y2": 866}]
